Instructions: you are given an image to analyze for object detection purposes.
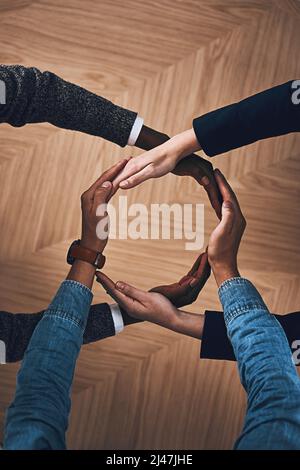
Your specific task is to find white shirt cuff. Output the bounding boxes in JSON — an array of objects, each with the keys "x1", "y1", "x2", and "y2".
[
  {"x1": 109, "y1": 303, "x2": 124, "y2": 334},
  {"x1": 127, "y1": 115, "x2": 144, "y2": 146}
]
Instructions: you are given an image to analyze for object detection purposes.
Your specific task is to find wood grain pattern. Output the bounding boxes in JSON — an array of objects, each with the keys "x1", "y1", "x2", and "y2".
[{"x1": 0, "y1": 0, "x2": 299, "y2": 449}]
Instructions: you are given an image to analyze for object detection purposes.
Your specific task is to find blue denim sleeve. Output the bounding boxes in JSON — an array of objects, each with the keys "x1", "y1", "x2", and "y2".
[
  {"x1": 4, "y1": 280, "x2": 93, "y2": 450},
  {"x1": 219, "y1": 277, "x2": 300, "y2": 450}
]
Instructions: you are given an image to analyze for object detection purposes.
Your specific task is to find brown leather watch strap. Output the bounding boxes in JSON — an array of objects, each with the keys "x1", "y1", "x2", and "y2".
[{"x1": 70, "y1": 244, "x2": 106, "y2": 269}]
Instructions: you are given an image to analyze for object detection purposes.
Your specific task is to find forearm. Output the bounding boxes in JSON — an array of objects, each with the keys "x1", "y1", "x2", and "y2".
[
  {"x1": 4, "y1": 279, "x2": 92, "y2": 449},
  {"x1": 66, "y1": 259, "x2": 96, "y2": 290},
  {"x1": 200, "y1": 310, "x2": 300, "y2": 361},
  {"x1": 220, "y1": 278, "x2": 297, "y2": 390},
  {"x1": 146, "y1": 308, "x2": 204, "y2": 339},
  {"x1": 0, "y1": 65, "x2": 136, "y2": 146},
  {"x1": 172, "y1": 310, "x2": 204, "y2": 339},
  {"x1": 220, "y1": 277, "x2": 300, "y2": 450},
  {"x1": 0, "y1": 301, "x2": 140, "y2": 364},
  {"x1": 193, "y1": 80, "x2": 300, "y2": 157}
]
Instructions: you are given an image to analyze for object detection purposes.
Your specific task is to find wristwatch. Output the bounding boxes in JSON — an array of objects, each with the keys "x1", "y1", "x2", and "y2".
[{"x1": 67, "y1": 240, "x2": 106, "y2": 269}]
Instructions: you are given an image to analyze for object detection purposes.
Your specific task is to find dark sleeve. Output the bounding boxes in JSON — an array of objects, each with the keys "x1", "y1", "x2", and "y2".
[
  {"x1": 0, "y1": 65, "x2": 137, "y2": 147},
  {"x1": 82, "y1": 303, "x2": 116, "y2": 344},
  {"x1": 200, "y1": 310, "x2": 300, "y2": 361},
  {"x1": 83, "y1": 304, "x2": 143, "y2": 341},
  {"x1": 0, "y1": 303, "x2": 117, "y2": 363},
  {"x1": 0, "y1": 311, "x2": 43, "y2": 364},
  {"x1": 193, "y1": 80, "x2": 300, "y2": 157}
]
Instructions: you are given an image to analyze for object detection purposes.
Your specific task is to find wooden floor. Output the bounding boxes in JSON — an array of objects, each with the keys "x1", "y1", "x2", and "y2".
[{"x1": 0, "y1": 0, "x2": 300, "y2": 449}]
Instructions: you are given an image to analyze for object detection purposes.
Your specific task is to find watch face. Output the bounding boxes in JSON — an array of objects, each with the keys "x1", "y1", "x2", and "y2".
[{"x1": 67, "y1": 239, "x2": 81, "y2": 265}]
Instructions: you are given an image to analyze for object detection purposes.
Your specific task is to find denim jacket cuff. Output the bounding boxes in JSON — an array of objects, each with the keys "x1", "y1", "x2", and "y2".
[
  {"x1": 218, "y1": 277, "x2": 268, "y2": 327},
  {"x1": 45, "y1": 280, "x2": 93, "y2": 331}
]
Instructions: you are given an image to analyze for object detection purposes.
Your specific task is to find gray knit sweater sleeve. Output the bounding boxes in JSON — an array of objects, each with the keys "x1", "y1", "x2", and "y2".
[
  {"x1": 0, "y1": 65, "x2": 137, "y2": 147},
  {"x1": 0, "y1": 303, "x2": 143, "y2": 363},
  {"x1": 0, "y1": 303, "x2": 116, "y2": 363}
]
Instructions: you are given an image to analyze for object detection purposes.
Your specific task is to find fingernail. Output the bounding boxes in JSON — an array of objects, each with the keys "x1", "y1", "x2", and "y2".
[
  {"x1": 101, "y1": 181, "x2": 111, "y2": 188},
  {"x1": 116, "y1": 281, "x2": 124, "y2": 290},
  {"x1": 214, "y1": 169, "x2": 221, "y2": 175},
  {"x1": 201, "y1": 176, "x2": 210, "y2": 186},
  {"x1": 120, "y1": 180, "x2": 129, "y2": 188},
  {"x1": 189, "y1": 278, "x2": 197, "y2": 287}
]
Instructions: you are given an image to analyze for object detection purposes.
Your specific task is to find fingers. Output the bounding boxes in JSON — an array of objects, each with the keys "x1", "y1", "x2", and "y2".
[
  {"x1": 218, "y1": 200, "x2": 236, "y2": 233},
  {"x1": 150, "y1": 281, "x2": 195, "y2": 308},
  {"x1": 93, "y1": 181, "x2": 113, "y2": 208},
  {"x1": 190, "y1": 252, "x2": 210, "y2": 287},
  {"x1": 214, "y1": 169, "x2": 240, "y2": 209},
  {"x1": 86, "y1": 159, "x2": 129, "y2": 195},
  {"x1": 113, "y1": 157, "x2": 149, "y2": 188},
  {"x1": 95, "y1": 271, "x2": 136, "y2": 310},
  {"x1": 214, "y1": 169, "x2": 246, "y2": 233},
  {"x1": 96, "y1": 272, "x2": 147, "y2": 304},
  {"x1": 200, "y1": 175, "x2": 222, "y2": 220},
  {"x1": 119, "y1": 164, "x2": 154, "y2": 189},
  {"x1": 150, "y1": 253, "x2": 211, "y2": 308},
  {"x1": 95, "y1": 271, "x2": 116, "y2": 293},
  {"x1": 114, "y1": 280, "x2": 148, "y2": 303},
  {"x1": 184, "y1": 253, "x2": 203, "y2": 280},
  {"x1": 151, "y1": 282, "x2": 188, "y2": 298},
  {"x1": 81, "y1": 159, "x2": 129, "y2": 210}
]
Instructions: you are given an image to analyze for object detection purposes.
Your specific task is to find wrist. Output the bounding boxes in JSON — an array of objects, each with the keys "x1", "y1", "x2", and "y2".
[
  {"x1": 67, "y1": 259, "x2": 96, "y2": 289},
  {"x1": 169, "y1": 128, "x2": 201, "y2": 161},
  {"x1": 135, "y1": 125, "x2": 170, "y2": 151},
  {"x1": 166, "y1": 308, "x2": 183, "y2": 331},
  {"x1": 211, "y1": 263, "x2": 240, "y2": 287},
  {"x1": 73, "y1": 258, "x2": 97, "y2": 272},
  {"x1": 81, "y1": 237, "x2": 105, "y2": 254},
  {"x1": 172, "y1": 309, "x2": 204, "y2": 339}
]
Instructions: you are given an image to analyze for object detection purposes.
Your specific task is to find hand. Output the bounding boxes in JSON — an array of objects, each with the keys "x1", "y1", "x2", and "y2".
[
  {"x1": 80, "y1": 159, "x2": 128, "y2": 252},
  {"x1": 96, "y1": 271, "x2": 179, "y2": 326},
  {"x1": 172, "y1": 155, "x2": 222, "y2": 219},
  {"x1": 150, "y1": 251, "x2": 210, "y2": 308},
  {"x1": 208, "y1": 169, "x2": 246, "y2": 287},
  {"x1": 96, "y1": 271, "x2": 205, "y2": 339},
  {"x1": 113, "y1": 128, "x2": 201, "y2": 189}
]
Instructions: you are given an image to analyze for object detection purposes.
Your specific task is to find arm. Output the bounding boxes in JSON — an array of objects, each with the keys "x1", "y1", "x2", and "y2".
[
  {"x1": 4, "y1": 278, "x2": 92, "y2": 449},
  {"x1": 0, "y1": 249, "x2": 209, "y2": 363},
  {"x1": 0, "y1": 65, "x2": 221, "y2": 215},
  {"x1": 208, "y1": 170, "x2": 300, "y2": 450},
  {"x1": 193, "y1": 80, "x2": 300, "y2": 157},
  {"x1": 4, "y1": 160, "x2": 127, "y2": 450},
  {"x1": 0, "y1": 65, "x2": 137, "y2": 147},
  {"x1": 0, "y1": 303, "x2": 139, "y2": 364},
  {"x1": 136, "y1": 126, "x2": 222, "y2": 218},
  {"x1": 96, "y1": 271, "x2": 206, "y2": 340},
  {"x1": 201, "y1": 310, "x2": 300, "y2": 362},
  {"x1": 220, "y1": 278, "x2": 300, "y2": 450},
  {"x1": 114, "y1": 80, "x2": 300, "y2": 188},
  {"x1": 96, "y1": 250, "x2": 211, "y2": 339}
]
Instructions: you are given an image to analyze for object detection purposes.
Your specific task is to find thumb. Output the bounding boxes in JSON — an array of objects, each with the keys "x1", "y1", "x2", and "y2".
[
  {"x1": 220, "y1": 200, "x2": 235, "y2": 231},
  {"x1": 115, "y1": 281, "x2": 147, "y2": 302},
  {"x1": 94, "y1": 181, "x2": 113, "y2": 206}
]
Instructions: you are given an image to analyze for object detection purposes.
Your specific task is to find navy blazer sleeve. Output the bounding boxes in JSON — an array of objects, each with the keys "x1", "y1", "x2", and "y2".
[
  {"x1": 193, "y1": 80, "x2": 300, "y2": 157},
  {"x1": 201, "y1": 310, "x2": 300, "y2": 361}
]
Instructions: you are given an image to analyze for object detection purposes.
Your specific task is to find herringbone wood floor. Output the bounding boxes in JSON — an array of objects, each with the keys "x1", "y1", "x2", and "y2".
[{"x1": 0, "y1": 0, "x2": 300, "y2": 449}]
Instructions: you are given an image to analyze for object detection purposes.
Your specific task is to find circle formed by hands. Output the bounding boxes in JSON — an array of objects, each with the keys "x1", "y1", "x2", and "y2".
[{"x1": 81, "y1": 152, "x2": 246, "y2": 330}]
